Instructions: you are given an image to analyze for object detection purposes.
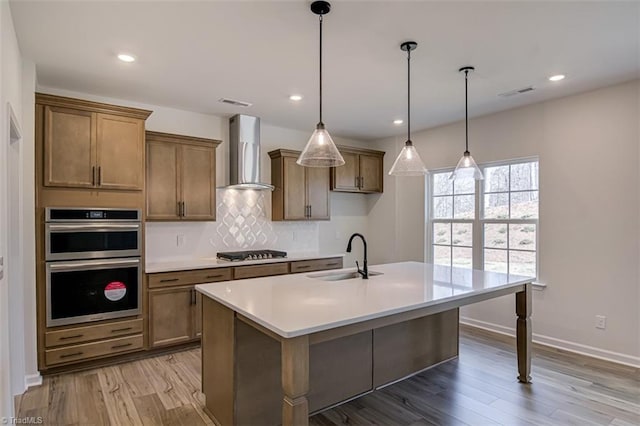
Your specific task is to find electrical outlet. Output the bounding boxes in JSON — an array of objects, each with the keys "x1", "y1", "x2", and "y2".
[
  {"x1": 595, "y1": 315, "x2": 606, "y2": 330},
  {"x1": 177, "y1": 234, "x2": 186, "y2": 247}
]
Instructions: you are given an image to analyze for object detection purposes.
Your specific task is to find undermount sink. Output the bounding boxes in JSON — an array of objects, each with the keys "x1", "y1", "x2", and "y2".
[{"x1": 308, "y1": 270, "x2": 383, "y2": 281}]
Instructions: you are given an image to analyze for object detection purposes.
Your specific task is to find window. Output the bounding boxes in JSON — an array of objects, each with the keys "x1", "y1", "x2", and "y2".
[{"x1": 428, "y1": 158, "x2": 539, "y2": 278}]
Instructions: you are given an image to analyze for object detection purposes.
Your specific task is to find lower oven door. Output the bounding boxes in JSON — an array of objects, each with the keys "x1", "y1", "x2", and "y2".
[{"x1": 46, "y1": 258, "x2": 141, "y2": 327}]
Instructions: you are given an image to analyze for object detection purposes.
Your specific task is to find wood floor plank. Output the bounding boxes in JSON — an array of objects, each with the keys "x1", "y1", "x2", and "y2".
[{"x1": 16, "y1": 331, "x2": 639, "y2": 426}]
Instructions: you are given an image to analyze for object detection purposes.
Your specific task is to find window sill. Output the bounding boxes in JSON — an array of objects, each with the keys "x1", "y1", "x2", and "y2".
[{"x1": 532, "y1": 281, "x2": 547, "y2": 291}]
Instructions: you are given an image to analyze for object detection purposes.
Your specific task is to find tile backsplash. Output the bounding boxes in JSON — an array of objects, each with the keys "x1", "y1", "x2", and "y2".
[{"x1": 145, "y1": 189, "x2": 319, "y2": 261}]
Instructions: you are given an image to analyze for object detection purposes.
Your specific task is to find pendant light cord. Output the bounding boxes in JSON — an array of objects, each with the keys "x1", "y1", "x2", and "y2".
[
  {"x1": 464, "y1": 69, "x2": 469, "y2": 153},
  {"x1": 407, "y1": 47, "x2": 411, "y2": 144},
  {"x1": 319, "y1": 15, "x2": 323, "y2": 125}
]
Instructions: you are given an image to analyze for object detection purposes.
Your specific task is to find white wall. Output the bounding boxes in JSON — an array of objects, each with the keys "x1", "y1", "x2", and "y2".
[
  {"x1": 369, "y1": 80, "x2": 640, "y2": 366},
  {"x1": 36, "y1": 87, "x2": 374, "y2": 266}
]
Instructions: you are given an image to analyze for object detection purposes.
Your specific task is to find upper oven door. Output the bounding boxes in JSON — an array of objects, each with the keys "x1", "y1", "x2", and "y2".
[{"x1": 45, "y1": 222, "x2": 141, "y2": 261}]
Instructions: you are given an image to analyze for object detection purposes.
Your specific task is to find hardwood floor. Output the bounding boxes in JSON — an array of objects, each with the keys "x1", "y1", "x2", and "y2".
[{"x1": 15, "y1": 327, "x2": 639, "y2": 425}]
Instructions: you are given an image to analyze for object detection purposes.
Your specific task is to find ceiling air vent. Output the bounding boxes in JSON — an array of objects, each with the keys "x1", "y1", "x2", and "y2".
[
  {"x1": 218, "y1": 98, "x2": 253, "y2": 107},
  {"x1": 498, "y1": 86, "x2": 535, "y2": 98}
]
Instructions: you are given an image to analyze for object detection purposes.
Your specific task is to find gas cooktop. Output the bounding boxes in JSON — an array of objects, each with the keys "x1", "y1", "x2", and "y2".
[{"x1": 216, "y1": 249, "x2": 287, "y2": 262}]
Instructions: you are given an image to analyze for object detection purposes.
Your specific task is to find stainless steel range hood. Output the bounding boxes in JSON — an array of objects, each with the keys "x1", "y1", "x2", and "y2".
[{"x1": 224, "y1": 114, "x2": 274, "y2": 190}]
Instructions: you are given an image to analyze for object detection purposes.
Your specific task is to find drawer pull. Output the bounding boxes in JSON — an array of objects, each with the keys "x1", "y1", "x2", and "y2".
[
  {"x1": 60, "y1": 352, "x2": 83, "y2": 359},
  {"x1": 111, "y1": 327, "x2": 132, "y2": 333},
  {"x1": 297, "y1": 265, "x2": 311, "y2": 269},
  {"x1": 59, "y1": 334, "x2": 84, "y2": 340},
  {"x1": 111, "y1": 343, "x2": 133, "y2": 350},
  {"x1": 326, "y1": 262, "x2": 340, "y2": 266},
  {"x1": 159, "y1": 278, "x2": 180, "y2": 283},
  {"x1": 206, "y1": 274, "x2": 225, "y2": 279}
]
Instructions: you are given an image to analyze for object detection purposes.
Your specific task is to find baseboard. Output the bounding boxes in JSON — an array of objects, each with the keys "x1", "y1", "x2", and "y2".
[
  {"x1": 460, "y1": 316, "x2": 640, "y2": 368},
  {"x1": 24, "y1": 373, "x2": 42, "y2": 389}
]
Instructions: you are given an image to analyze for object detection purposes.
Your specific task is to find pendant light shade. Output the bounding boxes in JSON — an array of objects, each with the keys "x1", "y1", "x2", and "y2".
[
  {"x1": 389, "y1": 41, "x2": 428, "y2": 176},
  {"x1": 297, "y1": 1, "x2": 345, "y2": 168},
  {"x1": 450, "y1": 66, "x2": 483, "y2": 181}
]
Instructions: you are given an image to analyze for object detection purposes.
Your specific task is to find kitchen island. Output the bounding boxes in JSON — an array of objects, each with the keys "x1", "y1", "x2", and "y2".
[{"x1": 196, "y1": 261, "x2": 533, "y2": 426}]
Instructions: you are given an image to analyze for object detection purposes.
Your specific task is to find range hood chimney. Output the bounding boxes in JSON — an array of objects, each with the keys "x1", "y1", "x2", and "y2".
[{"x1": 224, "y1": 114, "x2": 274, "y2": 190}]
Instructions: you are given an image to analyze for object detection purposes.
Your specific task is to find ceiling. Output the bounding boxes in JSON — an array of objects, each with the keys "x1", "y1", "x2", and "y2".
[{"x1": 9, "y1": 0, "x2": 640, "y2": 140}]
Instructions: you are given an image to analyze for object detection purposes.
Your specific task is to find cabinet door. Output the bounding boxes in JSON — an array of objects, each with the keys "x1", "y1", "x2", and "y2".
[
  {"x1": 359, "y1": 154, "x2": 383, "y2": 193},
  {"x1": 181, "y1": 144, "x2": 216, "y2": 221},
  {"x1": 43, "y1": 106, "x2": 95, "y2": 188},
  {"x1": 331, "y1": 151, "x2": 359, "y2": 192},
  {"x1": 306, "y1": 167, "x2": 330, "y2": 220},
  {"x1": 96, "y1": 113, "x2": 144, "y2": 190},
  {"x1": 146, "y1": 141, "x2": 180, "y2": 220},
  {"x1": 194, "y1": 290, "x2": 202, "y2": 338},
  {"x1": 149, "y1": 286, "x2": 194, "y2": 347},
  {"x1": 283, "y1": 157, "x2": 307, "y2": 220}
]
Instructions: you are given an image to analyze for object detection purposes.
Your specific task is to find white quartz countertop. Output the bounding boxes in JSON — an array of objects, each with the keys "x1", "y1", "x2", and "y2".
[
  {"x1": 196, "y1": 261, "x2": 533, "y2": 338},
  {"x1": 145, "y1": 252, "x2": 344, "y2": 274}
]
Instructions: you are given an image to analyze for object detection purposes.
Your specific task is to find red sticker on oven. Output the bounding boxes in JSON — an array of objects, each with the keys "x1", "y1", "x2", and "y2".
[{"x1": 104, "y1": 281, "x2": 127, "y2": 301}]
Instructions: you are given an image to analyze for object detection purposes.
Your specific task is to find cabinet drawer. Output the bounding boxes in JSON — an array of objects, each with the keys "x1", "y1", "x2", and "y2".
[
  {"x1": 290, "y1": 257, "x2": 343, "y2": 273},
  {"x1": 45, "y1": 318, "x2": 142, "y2": 348},
  {"x1": 45, "y1": 334, "x2": 143, "y2": 366},
  {"x1": 148, "y1": 267, "x2": 231, "y2": 288},
  {"x1": 233, "y1": 263, "x2": 289, "y2": 280}
]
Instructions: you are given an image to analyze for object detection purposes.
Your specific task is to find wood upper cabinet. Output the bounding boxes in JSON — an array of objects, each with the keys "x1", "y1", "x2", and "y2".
[
  {"x1": 145, "y1": 131, "x2": 220, "y2": 221},
  {"x1": 330, "y1": 146, "x2": 385, "y2": 194},
  {"x1": 38, "y1": 93, "x2": 151, "y2": 190},
  {"x1": 269, "y1": 149, "x2": 330, "y2": 221}
]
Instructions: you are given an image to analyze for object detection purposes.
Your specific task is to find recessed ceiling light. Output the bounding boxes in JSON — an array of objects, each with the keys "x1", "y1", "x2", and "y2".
[
  {"x1": 117, "y1": 53, "x2": 136, "y2": 63},
  {"x1": 393, "y1": 119, "x2": 403, "y2": 125},
  {"x1": 289, "y1": 95, "x2": 303, "y2": 101},
  {"x1": 549, "y1": 74, "x2": 565, "y2": 82}
]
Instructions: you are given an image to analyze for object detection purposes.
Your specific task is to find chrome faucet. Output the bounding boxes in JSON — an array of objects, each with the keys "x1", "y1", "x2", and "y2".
[{"x1": 346, "y1": 233, "x2": 368, "y2": 279}]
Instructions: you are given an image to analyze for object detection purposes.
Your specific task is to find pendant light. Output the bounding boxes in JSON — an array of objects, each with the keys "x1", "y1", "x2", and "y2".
[
  {"x1": 297, "y1": 1, "x2": 345, "y2": 168},
  {"x1": 450, "y1": 66, "x2": 483, "y2": 181},
  {"x1": 388, "y1": 41, "x2": 428, "y2": 176}
]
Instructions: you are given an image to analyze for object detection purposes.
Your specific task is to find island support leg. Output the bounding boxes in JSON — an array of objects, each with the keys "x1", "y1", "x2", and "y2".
[
  {"x1": 281, "y1": 335, "x2": 310, "y2": 426},
  {"x1": 516, "y1": 283, "x2": 532, "y2": 383}
]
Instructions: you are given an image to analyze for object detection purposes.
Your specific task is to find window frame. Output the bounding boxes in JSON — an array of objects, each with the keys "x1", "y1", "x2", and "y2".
[{"x1": 426, "y1": 156, "x2": 539, "y2": 279}]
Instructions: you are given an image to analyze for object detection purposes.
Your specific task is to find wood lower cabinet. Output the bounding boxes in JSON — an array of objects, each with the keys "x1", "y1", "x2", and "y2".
[
  {"x1": 38, "y1": 93, "x2": 151, "y2": 190},
  {"x1": 269, "y1": 149, "x2": 330, "y2": 221},
  {"x1": 146, "y1": 131, "x2": 220, "y2": 221},
  {"x1": 331, "y1": 146, "x2": 385, "y2": 194},
  {"x1": 149, "y1": 286, "x2": 197, "y2": 347}
]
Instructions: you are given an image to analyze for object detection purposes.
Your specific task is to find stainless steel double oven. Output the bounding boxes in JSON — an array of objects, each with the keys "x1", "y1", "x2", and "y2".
[{"x1": 45, "y1": 208, "x2": 142, "y2": 327}]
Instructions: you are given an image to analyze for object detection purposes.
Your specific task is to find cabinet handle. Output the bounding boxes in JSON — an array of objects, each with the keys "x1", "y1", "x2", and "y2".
[
  {"x1": 60, "y1": 334, "x2": 83, "y2": 340},
  {"x1": 159, "y1": 278, "x2": 179, "y2": 283},
  {"x1": 360, "y1": 176, "x2": 364, "y2": 189},
  {"x1": 297, "y1": 265, "x2": 311, "y2": 269},
  {"x1": 183, "y1": 202, "x2": 187, "y2": 217},
  {"x1": 191, "y1": 289, "x2": 196, "y2": 305},
  {"x1": 206, "y1": 274, "x2": 225, "y2": 279},
  {"x1": 97, "y1": 166, "x2": 102, "y2": 186},
  {"x1": 309, "y1": 205, "x2": 312, "y2": 218},
  {"x1": 355, "y1": 176, "x2": 359, "y2": 188},
  {"x1": 326, "y1": 262, "x2": 340, "y2": 267},
  {"x1": 92, "y1": 166, "x2": 96, "y2": 186},
  {"x1": 111, "y1": 327, "x2": 132, "y2": 333},
  {"x1": 177, "y1": 201, "x2": 181, "y2": 217},
  {"x1": 111, "y1": 343, "x2": 133, "y2": 350},
  {"x1": 60, "y1": 352, "x2": 83, "y2": 359}
]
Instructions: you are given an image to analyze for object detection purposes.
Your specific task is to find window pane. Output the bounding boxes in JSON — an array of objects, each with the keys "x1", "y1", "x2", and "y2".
[
  {"x1": 484, "y1": 223, "x2": 507, "y2": 248},
  {"x1": 454, "y1": 177, "x2": 475, "y2": 195},
  {"x1": 452, "y1": 223, "x2": 472, "y2": 247},
  {"x1": 509, "y1": 224, "x2": 536, "y2": 251},
  {"x1": 510, "y1": 162, "x2": 539, "y2": 191},
  {"x1": 454, "y1": 195, "x2": 475, "y2": 219},
  {"x1": 484, "y1": 165, "x2": 509, "y2": 193},
  {"x1": 509, "y1": 250, "x2": 536, "y2": 277},
  {"x1": 433, "y1": 173, "x2": 453, "y2": 196},
  {"x1": 434, "y1": 245, "x2": 451, "y2": 267},
  {"x1": 483, "y1": 193, "x2": 509, "y2": 219},
  {"x1": 511, "y1": 191, "x2": 538, "y2": 219},
  {"x1": 484, "y1": 249, "x2": 508, "y2": 273},
  {"x1": 452, "y1": 247, "x2": 472, "y2": 269},
  {"x1": 433, "y1": 196, "x2": 453, "y2": 219},
  {"x1": 433, "y1": 223, "x2": 451, "y2": 245}
]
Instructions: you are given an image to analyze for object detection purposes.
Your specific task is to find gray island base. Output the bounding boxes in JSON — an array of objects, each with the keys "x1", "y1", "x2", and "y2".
[{"x1": 196, "y1": 262, "x2": 532, "y2": 426}]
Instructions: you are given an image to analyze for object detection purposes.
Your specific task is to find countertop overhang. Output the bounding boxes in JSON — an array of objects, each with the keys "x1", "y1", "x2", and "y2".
[{"x1": 196, "y1": 261, "x2": 533, "y2": 338}]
